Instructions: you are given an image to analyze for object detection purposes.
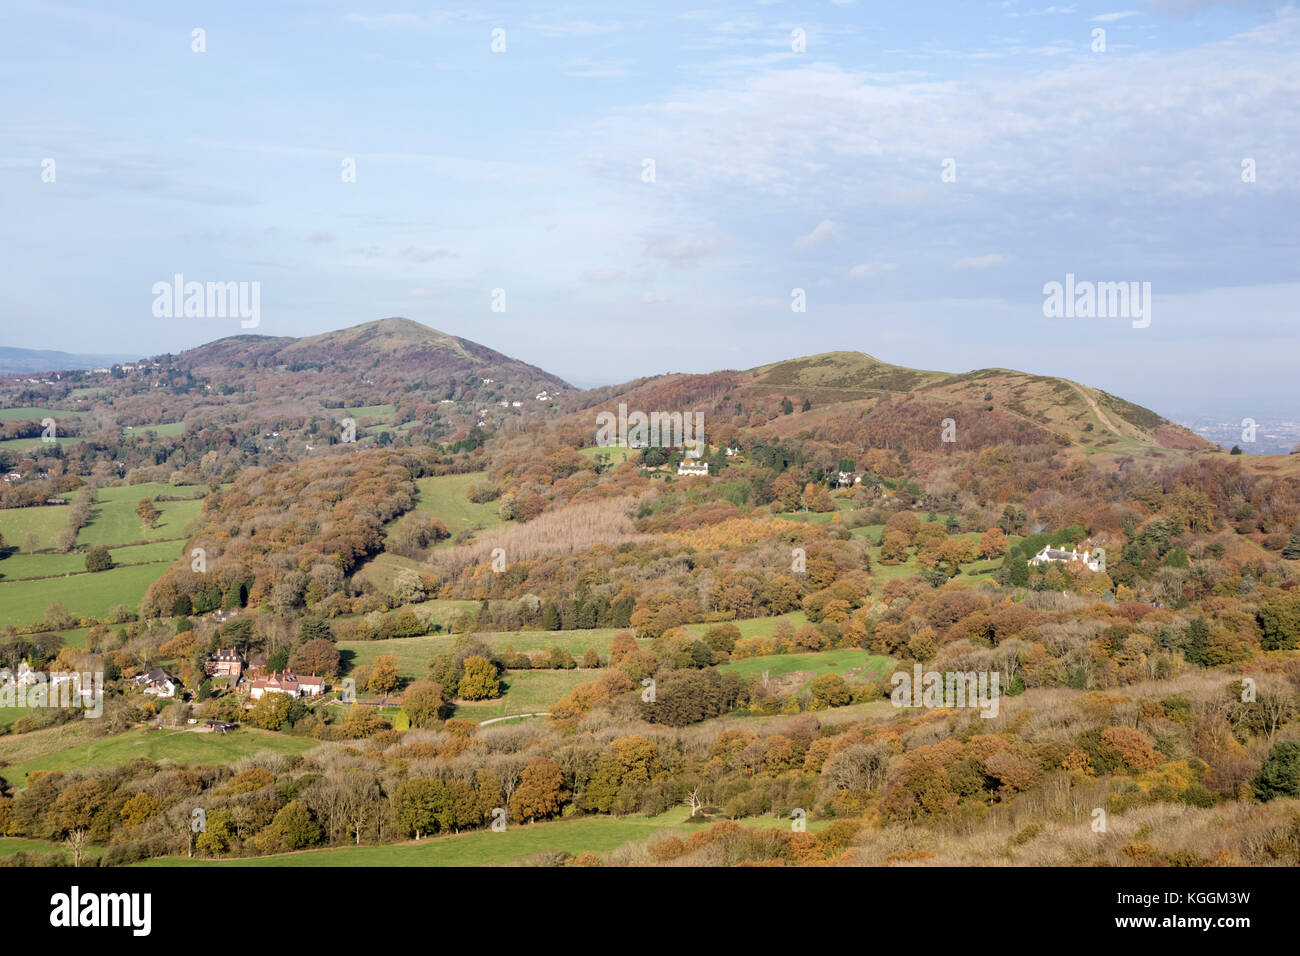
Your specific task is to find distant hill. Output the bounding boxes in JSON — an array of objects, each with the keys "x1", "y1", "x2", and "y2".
[
  {"x1": 0, "y1": 346, "x2": 139, "y2": 374},
  {"x1": 171, "y1": 317, "x2": 570, "y2": 389},
  {"x1": 568, "y1": 349, "x2": 1212, "y2": 454}
]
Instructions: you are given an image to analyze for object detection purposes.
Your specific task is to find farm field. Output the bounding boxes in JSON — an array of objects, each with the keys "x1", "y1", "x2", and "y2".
[
  {"x1": 0, "y1": 560, "x2": 169, "y2": 629},
  {"x1": 450, "y1": 669, "x2": 592, "y2": 721},
  {"x1": 77, "y1": 482, "x2": 206, "y2": 547},
  {"x1": 410, "y1": 472, "x2": 502, "y2": 536},
  {"x1": 0, "y1": 837, "x2": 104, "y2": 862},
  {"x1": 720, "y1": 649, "x2": 894, "y2": 693},
  {"x1": 0, "y1": 406, "x2": 73, "y2": 421},
  {"x1": 0, "y1": 726, "x2": 317, "y2": 788},
  {"x1": 0, "y1": 502, "x2": 72, "y2": 551},
  {"x1": 0, "y1": 539, "x2": 181, "y2": 580},
  {"x1": 137, "y1": 807, "x2": 831, "y2": 867},
  {"x1": 339, "y1": 627, "x2": 643, "y2": 678},
  {"x1": 125, "y1": 421, "x2": 186, "y2": 436}
]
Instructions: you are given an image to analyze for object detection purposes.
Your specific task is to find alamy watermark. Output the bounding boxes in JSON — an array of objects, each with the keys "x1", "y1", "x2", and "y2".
[
  {"x1": 891, "y1": 665, "x2": 1000, "y2": 718},
  {"x1": 152, "y1": 274, "x2": 260, "y2": 328},
  {"x1": 0, "y1": 669, "x2": 104, "y2": 718},
  {"x1": 595, "y1": 403, "x2": 705, "y2": 454},
  {"x1": 1042, "y1": 273, "x2": 1150, "y2": 329}
]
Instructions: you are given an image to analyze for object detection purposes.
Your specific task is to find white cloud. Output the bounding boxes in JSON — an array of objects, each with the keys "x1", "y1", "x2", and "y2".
[
  {"x1": 643, "y1": 235, "x2": 731, "y2": 267},
  {"x1": 795, "y1": 219, "x2": 835, "y2": 247},
  {"x1": 1091, "y1": 11, "x2": 1142, "y2": 22},
  {"x1": 583, "y1": 267, "x2": 623, "y2": 283}
]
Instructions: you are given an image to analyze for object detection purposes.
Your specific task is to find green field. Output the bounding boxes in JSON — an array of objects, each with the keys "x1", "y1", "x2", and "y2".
[
  {"x1": 125, "y1": 421, "x2": 186, "y2": 437},
  {"x1": 720, "y1": 649, "x2": 894, "y2": 693},
  {"x1": 76, "y1": 483, "x2": 204, "y2": 548},
  {"x1": 410, "y1": 472, "x2": 502, "y2": 537},
  {"x1": 326, "y1": 404, "x2": 397, "y2": 420},
  {"x1": 0, "y1": 407, "x2": 72, "y2": 421},
  {"x1": 0, "y1": 435, "x2": 86, "y2": 451},
  {"x1": 0, "y1": 503, "x2": 72, "y2": 551},
  {"x1": 0, "y1": 837, "x2": 104, "y2": 862},
  {"x1": 137, "y1": 808, "x2": 829, "y2": 867},
  {"x1": 339, "y1": 627, "x2": 643, "y2": 679},
  {"x1": 451, "y1": 669, "x2": 592, "y2": 721},
  {"x1": 0, "y1": 540, "x2": 181, "y2": 580},
  {"x1": 0, "y1": 727, "x2": 317, "y2": 788},
  {"x1": 0, "y1": 561, "x2": 173, "y2": 628}
]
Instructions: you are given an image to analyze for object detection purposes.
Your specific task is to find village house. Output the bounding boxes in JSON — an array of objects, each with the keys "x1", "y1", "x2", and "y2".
[
  {"x1": 677, "y1": 459, "x2": 709, "y2": 477},
  {"x1": 836, "y1": 471, "x2": 863, "y2": 488},
  {"x1": 248, "y1": 670, "x2": 325, "y2": 700},
  {"x1": 134, "y1": 668, "x2": 182, "y2": 699},
  {"x1": 1029, "y1": 544, "x2": 1106, "y2": 573},
  {"x1": 204, "y1": 648, "x2": 245, "y2": 681}
]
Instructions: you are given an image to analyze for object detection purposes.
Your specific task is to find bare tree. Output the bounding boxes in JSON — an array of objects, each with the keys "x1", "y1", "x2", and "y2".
[{"x1": 65, "y1": 828, "x2": 90, "y2": 867}]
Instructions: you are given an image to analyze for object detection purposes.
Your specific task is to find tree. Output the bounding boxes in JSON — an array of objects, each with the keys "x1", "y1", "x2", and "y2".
[
  {"x1": 508, "y1": 756, "x2": 565, "y2": 823},
  {"x1": 402, "y1": 681, "x2": 448, "y2": 728},
  {"x1": 250, "y1": 691, "x2": 294, "y2": 731},
  {"x1": 291, "y1": 638, "x2": 340, "y2": 677},
  {"x1": 978, "y1": 528, "x2": 1009, "y2": 559},
  {"x1": 1283, "y1": 525, "x2": 1300, "y2": 560},
  {"x1": 393, "y1": 778, "x2": 443, "y2": 839},
  {"x1": 368, "y1": 654, "x2": 401, "y2": 697},
  {"x1": 1258, "y1": 593, "x2": 1300, "y2": 651},
  {"x1": 457, "y1": 656, "x2": 501, "y2": 700},
  {"x1": 809, "y1": 673, "x2": 852, "y2": 708},
  {"x1": 135, "y1": 498, "x2": 161, "y2": 531},
  {"x1": 84, "y1": 546, "x2": 112, "y2": 572},
  {"x1": 262, "y1": 799, "x2": 322, "y2": 850},
  {"x1": 1254, "y1": 741, "x2": 1300, "y2": 801}
]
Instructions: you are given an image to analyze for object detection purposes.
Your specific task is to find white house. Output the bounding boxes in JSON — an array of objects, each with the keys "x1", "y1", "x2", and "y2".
[
  {"x1": 677, "y1": 460, "x2": 709, "y2": 477},
  {"x1": 1029, "y1": 545, "x2": 1105, "y2": 573},
  {"x1": 249, "y1": 671, "x2": 325, "y2": 700},
  {"x1": 135, "y1": 668, "x2": 181, "y2": 699}
]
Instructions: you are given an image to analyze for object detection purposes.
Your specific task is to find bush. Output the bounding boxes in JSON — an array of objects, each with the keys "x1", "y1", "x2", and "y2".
[{"x1": 84, "y1": 546, "x2": 113, "y2": 572}]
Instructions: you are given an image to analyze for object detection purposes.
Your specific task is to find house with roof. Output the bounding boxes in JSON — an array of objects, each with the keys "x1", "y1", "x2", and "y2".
[
  {"x1": 248, "y1": 670, "x2": 325, "y2": 700},
  {"x1": 677, "y1": 459, "x2": 709, "y2": 477},
  {"x1": 134, "y1": 668, "x2": 182, "y2": 699},
  {"x1": 204, "y1": 648, "x2": 245, "y2": 681},
  {"x1": 1029, "y1": 544, "x2": 1106, "y2": 573}
]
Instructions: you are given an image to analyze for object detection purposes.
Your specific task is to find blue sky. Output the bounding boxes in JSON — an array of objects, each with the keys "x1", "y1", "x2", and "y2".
[{"x1": 1, "y1": 0, "x2": 1297, "y2": 416}]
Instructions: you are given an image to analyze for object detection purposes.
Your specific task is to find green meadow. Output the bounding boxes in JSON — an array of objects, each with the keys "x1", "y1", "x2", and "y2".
[
  {"x1": 0, "y1": 727, "x2": 316, "y2": 788},
  {"x1": 720, "y1": 649, "x2": 894, "y2": 693},
  {"x1": 137, "y1": 808, "x2": 829, "y2": 867},
  {"x1": 0, "y1": 561, "x2": 174, "y2": 629}
]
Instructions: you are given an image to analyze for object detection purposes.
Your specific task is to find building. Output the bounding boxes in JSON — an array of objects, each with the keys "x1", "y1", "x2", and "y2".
[
  {"x1": 1029, "y1": 544, "x2": 1106, "y2": 573},
  {"x1": 204, "y1": 648, "x2": 245, "y2": 681},
  {"x1": 249, "y1": 670, "x2": 325, "y2": 700},
  {"x1": 135, "y1": 668, "x2": 181, "y2": 699},
  {"x1": 677, "y1": 460, "x2": 709, "y2": 476},
  {"x1": 836, "y1": 471, "x2": 863, "y2": 488}
]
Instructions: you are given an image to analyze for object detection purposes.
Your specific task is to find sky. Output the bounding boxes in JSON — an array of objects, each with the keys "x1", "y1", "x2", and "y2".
[{"x1": 1, "y1": 0, "x2": 1297, "y2": 419}]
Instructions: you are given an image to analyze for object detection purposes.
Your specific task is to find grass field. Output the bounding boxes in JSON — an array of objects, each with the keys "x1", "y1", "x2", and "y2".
[
  {"x1": 450, "y1": 670, "x2": 592, "y2": 721},
  {"x1": 76, "y1": 483, "x2": 205, "y2": 548},
  {"x1": 339, "y1": 627, "x2": 644, "y2": 679},
  {"x1": 411, "y1": 472, "x2": 502, "y2": 537},
  {"x1": 0, "y1": 561, "x2": 177, "y2": 628},
  {"x1": 0, "y1": 502, "x2": 72, "y2": 551},
  {"x1": 326, "y1": 404, "x2": 397, "y2": 420},
  {"x1": 0, "y1": 406, "x2": 72, "y2": 421},
  {"x1": 720, "y1": 649, "x2": 894, "y2": 693},
  {"x1": 0, "y1": 726, "x2": 317, "y2": 787},
  {"x1": 0, "y1": 540, "x2": 181, "y2": 580},
  {"x1": 125, "y1": 421, "x2": 186, "y2": 436},
  {"x1": 136, "y1": 807, "x2": 830, "y2": 867},
  {"x1": 0, "y1": 837, "x2": 104, "y2": 862}
]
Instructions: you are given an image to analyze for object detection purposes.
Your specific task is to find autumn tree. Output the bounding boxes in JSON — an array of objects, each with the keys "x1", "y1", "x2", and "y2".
[
  {"x1": 508, "y1": 756, "x2": 565, "y2": 823},
  {"x1": 135, "y1": 498, "x2": 161, "y2": 531},
  {"x1": 457, "y1": 656, "x2": 501, "y2": 700}
]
